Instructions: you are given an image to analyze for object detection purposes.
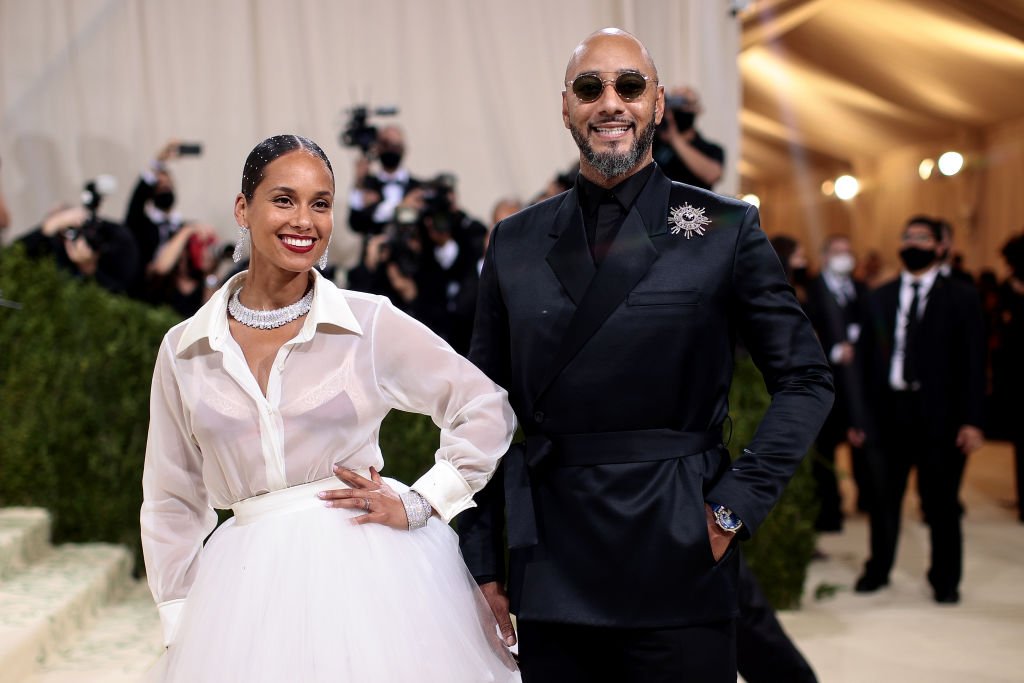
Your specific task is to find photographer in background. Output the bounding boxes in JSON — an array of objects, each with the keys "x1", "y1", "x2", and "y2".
[
  {"x1": 347, "y1": 125, "x2": 421, "y2": 236},
  {"x1": 17, "y1": 184, "x2": 138, "y2": 295},
  {"x1": 653, "y1": 86, "x2": 724, "y2": 190},
  {"x1": 124, "y1": 139, "x2": 200, "y2": 295},
  {"x1": 347, "y1": 209, "x2": 421, "y2": 312},
  {"x1": 144, "y1": 222, "x2": 220, "y2": 318},
  {"x1": 409, "y1": 174, "x2": 487, "y2": 355}
]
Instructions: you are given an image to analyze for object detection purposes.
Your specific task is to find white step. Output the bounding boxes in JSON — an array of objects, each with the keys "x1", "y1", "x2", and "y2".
[
  {"x1": 0, "y1": 543, "x2": 132, "y2": 683},
  {"x1": 23, "y1": 581, "x2": 163, "y2": 683},
  {"x1": 0, "y1": 508, "x2": 51, "y2": 579}
]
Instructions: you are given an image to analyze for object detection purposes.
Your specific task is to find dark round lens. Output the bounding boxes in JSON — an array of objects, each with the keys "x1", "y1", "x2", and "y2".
[
  {"x1": 615, "y1": 73, "x2": 647, "y2": 100},
  {"x1": 572, "y1": 75, "x2": 604, "y2": 102}
]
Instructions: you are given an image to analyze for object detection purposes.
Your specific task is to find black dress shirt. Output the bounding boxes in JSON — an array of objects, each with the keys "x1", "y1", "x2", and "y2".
[{"x1": 576, "y1": 163, "x2": 655, "y2": 266}]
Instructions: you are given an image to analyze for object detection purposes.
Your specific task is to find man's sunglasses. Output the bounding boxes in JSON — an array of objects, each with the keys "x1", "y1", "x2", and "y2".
[{"x1": 566, "y1": 72, "x2": 654, "y2": 103}]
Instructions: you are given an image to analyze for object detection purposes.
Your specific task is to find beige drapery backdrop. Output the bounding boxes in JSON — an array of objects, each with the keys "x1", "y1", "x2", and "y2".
[{"x1": 0, "y1": 0, "x2": 741, "y2": 270}]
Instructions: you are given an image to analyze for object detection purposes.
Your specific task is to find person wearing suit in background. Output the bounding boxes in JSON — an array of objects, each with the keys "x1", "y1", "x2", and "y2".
[
  {"x1": 937, "y1": 220, "x2": 976, "y2": 287},
  {"x1": 855, "y1": 216, "x2": 985, "y2": 604},
  {"x1": 993, "y1": 233, "x2": 1024, "y2": 523},
  {"x1": 769, "y1": 234, "x2": 811, "y2": 306},
  {"x1": 804, "y1": 235, "x2": 874, "y2": 525},
  {"x1": 125, "y1": 141, "x2": 191, "y2": 292},
  {"x1": 459, "y1": 28, "x2": 834, "y2": 681}
]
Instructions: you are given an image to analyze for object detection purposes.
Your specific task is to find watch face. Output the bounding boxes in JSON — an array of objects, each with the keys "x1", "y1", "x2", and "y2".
[{"x1": 714, "y1": 506, "x2": 742, "y2": 531}]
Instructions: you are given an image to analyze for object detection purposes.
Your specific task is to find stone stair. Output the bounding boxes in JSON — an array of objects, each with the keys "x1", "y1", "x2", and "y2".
[{"x1": 0, "y1": 508, "x2": 163, "y2": 683}]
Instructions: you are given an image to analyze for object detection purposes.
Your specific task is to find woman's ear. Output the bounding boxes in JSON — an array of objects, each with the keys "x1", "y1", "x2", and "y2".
[{"x1": 233, "y1": 193, "x2": 247, "y2": 228}]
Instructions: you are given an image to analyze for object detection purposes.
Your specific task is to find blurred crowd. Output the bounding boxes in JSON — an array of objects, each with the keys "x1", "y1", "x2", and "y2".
[
  {"x1": 3, "y1": 141, "x2": 234, "y2": 319},
  {"x1": 1, "y1": 86, "x2": 1021, "y2": 544},
  {"x1": 771, "y1": 215, "x2": 1024, "y2": 607}
]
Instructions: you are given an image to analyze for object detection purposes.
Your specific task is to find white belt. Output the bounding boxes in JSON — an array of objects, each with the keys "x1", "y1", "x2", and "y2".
[{"x1": 230, "y1": 469, "x2": 370, "y2": 525}]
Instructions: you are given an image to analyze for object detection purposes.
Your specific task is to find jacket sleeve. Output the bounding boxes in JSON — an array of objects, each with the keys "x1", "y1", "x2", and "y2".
[
  {"x1": 125, "y1": 174, "x2": 155, "y2": 231},
  {"x1": 955, "y1": 282, "x2": 986, "y2": 431},
  {"x1": 707, "y1": 205, "x2": 835, "y2": 537},
  {"x1": 459, "y1": 224, "x2": 514, "y2": 583},
  {"x1": 140, "y1": 337, "x2": 218, "y2": 647}
]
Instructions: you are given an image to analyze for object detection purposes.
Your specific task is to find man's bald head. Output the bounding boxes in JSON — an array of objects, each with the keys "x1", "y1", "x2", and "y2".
[
  {"x1": 561, "y1": 28, "x2": 664, "y2": 186},
  {"x1": 564, "y1": 28, "x2": 659, "y2": 85},
  {"x1": 378, "y1": 125, "x2": 405, "y2": 147}
]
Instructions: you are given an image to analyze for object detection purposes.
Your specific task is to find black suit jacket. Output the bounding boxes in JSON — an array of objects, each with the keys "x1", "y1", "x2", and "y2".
[
  {"x1": 461, "y1": 166, "x2": 833, "y2": 627},
  {"x1": 866, "y1": 274, "x2": 985, "y2": 441},
  {"x1": 804, "y1": 275, "x2": 871, "y2": 433}
]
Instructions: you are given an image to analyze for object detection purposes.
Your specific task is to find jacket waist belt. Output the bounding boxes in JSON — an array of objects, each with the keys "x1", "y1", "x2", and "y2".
[{"x1": 505, "y1": 428, "x2": 722, "y2": 549}]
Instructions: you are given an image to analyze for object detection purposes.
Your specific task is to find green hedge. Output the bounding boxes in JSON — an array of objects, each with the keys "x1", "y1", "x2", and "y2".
[
  {"x1": 0, "y1": 244, "x2": 815, "y2": 607},
  {"x1": 0, "y1": 245, "x2": 179, "y2": 567},
  {"x1": 728, "y1": 352, "x2": 819, "y2": 609}
]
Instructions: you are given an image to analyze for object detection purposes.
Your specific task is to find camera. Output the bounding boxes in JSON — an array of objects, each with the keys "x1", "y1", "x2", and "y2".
[
  {"x1": 419, "y1": 173, "x2": 457, "y2": 235},
  {"x1": 65, "y1": 175, "x2": 118, "y2": 246},
  {"x1": 381, "y1": 207, "x2": 422, "y2": 277},
  {"x1": 661, "y1": 94, "x2": 695, "y2": 133},
  {"x1": 340, "y1": 105, "x2": 399, "y2": 154}
]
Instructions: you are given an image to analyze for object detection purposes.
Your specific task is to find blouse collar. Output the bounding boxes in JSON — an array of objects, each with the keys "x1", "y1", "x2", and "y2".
[{"x1": 175, "y1": 269, "x2": 363, "y2": 357}]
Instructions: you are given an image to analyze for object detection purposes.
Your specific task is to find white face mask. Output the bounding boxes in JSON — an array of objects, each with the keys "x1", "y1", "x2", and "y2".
[{"x1": 828, "y1": 253, "x2": 855, "y2": 275}]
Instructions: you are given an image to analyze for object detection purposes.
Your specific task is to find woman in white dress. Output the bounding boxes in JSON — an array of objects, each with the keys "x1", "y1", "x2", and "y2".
[{"x1": 141, "y1": 134, "x2": 519, "y2": 682}]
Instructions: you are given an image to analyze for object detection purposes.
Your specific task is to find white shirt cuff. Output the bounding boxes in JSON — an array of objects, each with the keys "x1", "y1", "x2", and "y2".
[
  {"x1": 157, "y1": 599, "x2": 186, "y2": 647},
  {"x1": 410, "y1": 460, "x2": 476, "y2": 523}
]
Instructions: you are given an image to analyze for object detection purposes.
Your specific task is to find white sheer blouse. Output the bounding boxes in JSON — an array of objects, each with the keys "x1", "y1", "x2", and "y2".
[{"x1": 141, "y1": 270, "x2": 515, "y2": 638}]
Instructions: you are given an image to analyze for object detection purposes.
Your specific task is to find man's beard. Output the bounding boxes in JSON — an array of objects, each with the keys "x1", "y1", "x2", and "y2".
[{"x1": 571, "y1": 115, "x2": 657, "y2": 180}]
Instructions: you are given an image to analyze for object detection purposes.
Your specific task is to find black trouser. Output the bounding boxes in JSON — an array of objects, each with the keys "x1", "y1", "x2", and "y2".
[
  {"x1": 517, "y1": 618, "x2": 735, "y2": 682},
  {"x1": 814, "y1": 410, "x2": 846, "y2": 531},
  {"x1": 864, "y1": 391, "x2": 967, "y2": 593}
]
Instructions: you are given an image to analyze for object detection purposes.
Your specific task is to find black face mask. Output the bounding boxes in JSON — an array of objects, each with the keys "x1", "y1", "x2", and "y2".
[
  {"x1": 378, "y1": 151, "x2": 403, "y2": 171},
  {"x1": 152, "y1": 190, "x2": 175, "y2": 211},
  {"x1": 900, "y1": 246, "x2": 936, "y2": 271},
  {"x1": 791, "y1": 266, "x2": 809, "y2": 285},
  {"x1": 673, "y1": 109, "x2": 695, "y2": 132}
]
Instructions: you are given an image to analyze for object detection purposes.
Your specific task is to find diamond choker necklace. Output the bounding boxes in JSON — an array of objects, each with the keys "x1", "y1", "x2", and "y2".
[{"x1": 228, "y1": 285, "x2": 314, "y2": 329}]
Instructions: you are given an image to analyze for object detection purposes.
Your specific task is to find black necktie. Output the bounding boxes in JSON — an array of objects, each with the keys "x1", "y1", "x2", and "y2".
[
  {"x1": 591, "y1": 196, "x2": 620, "y2": 266},
  {"x1": 902, "y1": 282, "x2": 921, "y2": 385},
  {"x1": 843, "y1": 279, "x2": 856, "y2": 303}
]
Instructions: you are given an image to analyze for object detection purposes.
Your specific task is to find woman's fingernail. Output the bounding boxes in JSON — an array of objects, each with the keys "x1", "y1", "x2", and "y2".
[{"x1": 317, "y1": 492, "x2": 326, "y2": 499}]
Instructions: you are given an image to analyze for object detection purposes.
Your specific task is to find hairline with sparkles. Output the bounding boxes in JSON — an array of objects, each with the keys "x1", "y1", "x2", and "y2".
[{"x1": 241, "y1": 135, "x2": 334, "y2": 201}]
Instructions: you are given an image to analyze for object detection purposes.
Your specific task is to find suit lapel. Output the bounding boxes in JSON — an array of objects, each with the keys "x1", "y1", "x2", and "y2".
[
  {"x1": 877, "y1": 281, "x2": 900, "y2": 366},
  {"x1": 920, "y1": 276, "x2": 948, "y2": 333},
  {"x1": 545, "y1": 190, "x2": 595, "y2": 306},
  {"x1": 535, "y1": 169, "x2": 670, "y2": 403}
]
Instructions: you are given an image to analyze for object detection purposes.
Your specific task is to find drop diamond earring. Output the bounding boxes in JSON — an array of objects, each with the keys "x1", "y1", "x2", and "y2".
[
  {"x1": 318, "y1": 235, "x2": 332, "y2": 270},
  {"x1": 232, "y1": 226, "x2": 250, "y2": 264}
]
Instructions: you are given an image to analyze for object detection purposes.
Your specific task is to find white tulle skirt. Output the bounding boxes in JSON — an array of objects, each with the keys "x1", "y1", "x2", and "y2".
[{"x1": 147, "y1": 476, "x2": 519, "y2": 682}]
